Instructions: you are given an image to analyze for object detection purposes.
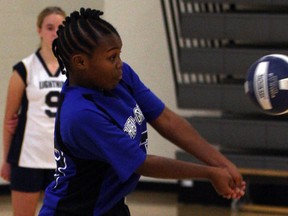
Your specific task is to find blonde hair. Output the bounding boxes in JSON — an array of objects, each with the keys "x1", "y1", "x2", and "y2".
[{"x1": 37, "y1": 6, "x2": 66, "y2": 28}]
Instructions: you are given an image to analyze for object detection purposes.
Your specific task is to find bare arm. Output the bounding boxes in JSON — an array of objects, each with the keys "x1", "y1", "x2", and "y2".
[
  {"x1": 137, "y1": 106, "x2": 245, "y2": 198},
  {"x1": 1, "y1": 71, "x2": 25, "y2": 181},
  {"x1": 150, "y1": 107, "x2": 232, "y2": 168},
  {"x1": 136, "y1": 155, "x2": 242, "y2": 198}
]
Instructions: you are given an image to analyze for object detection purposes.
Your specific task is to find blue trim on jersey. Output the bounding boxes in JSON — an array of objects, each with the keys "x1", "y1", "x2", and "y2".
[
  {"x1": 40, "y1": 63, "x2": 165, "y2": 215},
  {"x1": 13, "y1": 61, "x2": 27, "y2": 85},
  {"x1": 36, "y1": 49, "x2": 61, "y2": 77}
]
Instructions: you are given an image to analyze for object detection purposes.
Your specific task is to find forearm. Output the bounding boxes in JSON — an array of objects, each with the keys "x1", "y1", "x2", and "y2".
[
  {"x1": 147, "y1": 107, "x2": 245, "y2": 198},
  {"x1": 136, "y1": 155, "x2": 216, "y2": 180},
  {"x1": 151, "y1": 108, "x2": 234, "y2": 169},
  {"x1": 2, "y1": 125, "x2": 14, "y2": 162},
  {"x1": 136, "y1": 155, "x2": 245, "y2": 199},
  {"x1": 2, "y1": 113, "x2": 19, "y2": 163}
]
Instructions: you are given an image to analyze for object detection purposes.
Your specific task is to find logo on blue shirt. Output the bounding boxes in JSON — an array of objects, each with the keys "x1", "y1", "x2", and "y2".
[{"x1": 123, "y1": 104, "x2": 145, "y2": 139}]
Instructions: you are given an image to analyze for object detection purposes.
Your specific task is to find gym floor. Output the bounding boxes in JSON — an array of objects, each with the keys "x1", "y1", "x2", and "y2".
[{"x1": 0, "y1": 189, "x2": 282, "y2": 216}]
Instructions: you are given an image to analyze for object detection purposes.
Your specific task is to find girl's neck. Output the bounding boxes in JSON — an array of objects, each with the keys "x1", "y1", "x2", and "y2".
[
  {"x1": 39, "y1": 45, "x2": 56, "y2": 62},
  {"x1": 39, "y1": 45, "x2": 59, "y2": 75}
]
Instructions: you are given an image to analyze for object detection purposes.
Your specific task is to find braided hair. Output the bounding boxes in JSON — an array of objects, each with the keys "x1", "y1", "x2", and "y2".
[{"x1": 52, "y1": 8, "x2": 120, "y2": 75}]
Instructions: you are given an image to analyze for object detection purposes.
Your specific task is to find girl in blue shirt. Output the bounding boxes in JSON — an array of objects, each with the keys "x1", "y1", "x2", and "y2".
[{"x1": 39, "y1": 8, "x2": 245, "y2": 216}]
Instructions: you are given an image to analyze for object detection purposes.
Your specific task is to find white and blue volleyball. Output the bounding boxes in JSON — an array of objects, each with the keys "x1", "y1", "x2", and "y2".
[{"x1": 244, "y1": 54, "x2": 288, "y2": 115}]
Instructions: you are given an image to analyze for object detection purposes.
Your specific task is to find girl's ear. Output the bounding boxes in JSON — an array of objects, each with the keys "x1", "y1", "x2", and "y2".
[{"x1": 71, "y1": 54, "x2": 88, "y2": 70}]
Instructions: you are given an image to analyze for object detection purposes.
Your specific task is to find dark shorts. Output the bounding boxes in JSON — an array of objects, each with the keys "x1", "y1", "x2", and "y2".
[
  {"x1": 10, "y1": 164, "x2": 55, "y2": 192},
  {"x1": 102, "y1": 199, "x2": 131, "y2": 216}
]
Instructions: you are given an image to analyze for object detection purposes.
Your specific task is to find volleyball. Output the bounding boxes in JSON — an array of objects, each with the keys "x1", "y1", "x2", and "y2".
[{"x1": 244, "y1": 54, "x2": 288, "y2": 115}]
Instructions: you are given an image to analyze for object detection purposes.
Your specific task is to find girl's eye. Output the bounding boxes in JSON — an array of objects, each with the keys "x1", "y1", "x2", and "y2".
[
  {"x1": 108, "y1": 51, "x2": 121, "y2": 62},
  {"x1": 46, "y1": 25, "x2": 54, "y2": 31},
  {"x1": 109, "y1": 55, "x2": 116, "y2": 62}
]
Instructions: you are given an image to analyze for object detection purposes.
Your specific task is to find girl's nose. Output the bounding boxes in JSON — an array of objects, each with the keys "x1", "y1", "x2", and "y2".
[{"x1": 116, "y1": 58, "x2": 123, "y2": 69}]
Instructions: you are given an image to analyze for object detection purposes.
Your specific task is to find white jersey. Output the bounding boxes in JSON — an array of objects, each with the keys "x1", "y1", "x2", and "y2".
[{"x1": 8, "y1": 50, "x2": 66, "y2": 169}]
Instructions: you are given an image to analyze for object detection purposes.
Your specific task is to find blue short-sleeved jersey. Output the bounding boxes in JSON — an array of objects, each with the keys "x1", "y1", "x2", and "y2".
[{"x1": 39, "y1": 63, "x2": 165, "y2": 216}]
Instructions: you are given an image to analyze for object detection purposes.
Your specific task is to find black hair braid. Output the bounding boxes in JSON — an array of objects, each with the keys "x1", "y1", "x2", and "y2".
[
  {"x1": 52, "y1": 39, "x2": 67, "y2": 75},
  {"x1": 80, "y1": 7, "x2": 103, "y2": 19},
  {"x1": 52, "y1": 8, "x2": 120, "y2": 76}
]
